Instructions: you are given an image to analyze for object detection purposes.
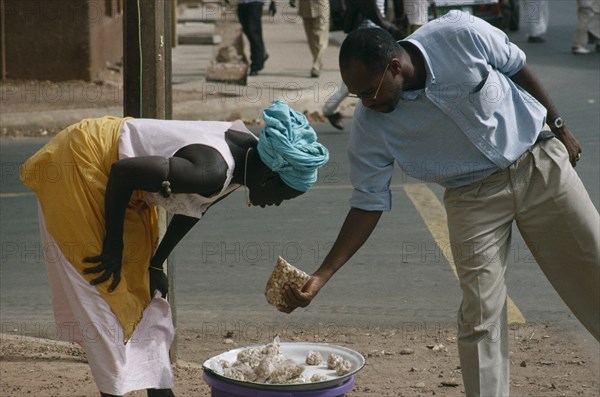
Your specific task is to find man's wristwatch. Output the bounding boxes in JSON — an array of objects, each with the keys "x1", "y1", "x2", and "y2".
[{"x1": 550, "y1": 117, "x2": 564, "y2": 130}]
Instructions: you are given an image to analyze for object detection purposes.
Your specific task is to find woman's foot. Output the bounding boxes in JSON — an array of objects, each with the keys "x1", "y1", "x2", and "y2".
[{"x1": 147, "y1": 388, "x2": 175, "y2": 397}]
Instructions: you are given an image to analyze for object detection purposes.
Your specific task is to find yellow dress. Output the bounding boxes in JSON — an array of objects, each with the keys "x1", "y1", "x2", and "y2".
[{"x1": 20, "y1": 116, "x2": 159, "y2": 342}]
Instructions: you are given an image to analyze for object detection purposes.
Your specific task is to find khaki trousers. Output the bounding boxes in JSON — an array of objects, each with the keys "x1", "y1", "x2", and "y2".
[
  {"x1": 300, "y1": 4, "x2": 330, "y2": 74},
  {"x1": 444, "y1": 138, "x2": 600, "y2": 397},
  {"x1": 573, "y1": 0, "x2": 600, "y2": 47}
]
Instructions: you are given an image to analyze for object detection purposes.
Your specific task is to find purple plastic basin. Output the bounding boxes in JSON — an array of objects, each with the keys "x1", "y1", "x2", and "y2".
[{"x1": 203, "y1": 371, "x2": 355, "y2": 397}]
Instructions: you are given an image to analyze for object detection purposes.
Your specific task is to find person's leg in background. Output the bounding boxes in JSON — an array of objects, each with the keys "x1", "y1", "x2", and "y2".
[
  {"x1": 509, "y1": 0, "x2": 520, "y2": 31},
  {"x1": 393, "y1": 0, "x2": 407, "y2": 29},
  {"x1": 404, "y1": 0, "x2": 430, "y2": 34},
  {"x1": 572, "y1": 0, "x2": 597, "y2": 54},
  {"x1": 407, "y1": 24, "x2": 421, "y2": 34},
  {"x1": 301, "y1": 1, "x2": 330, "y2": 78},
  {"x1": 322, "y1": 82, "x2": 349, "y2": 130},
  {"x1": 520, "y1": 0, "x2": 549, "y2": 42},
  {"x1": 238, "y1": 2, "x2": 267, "y2": 75}
]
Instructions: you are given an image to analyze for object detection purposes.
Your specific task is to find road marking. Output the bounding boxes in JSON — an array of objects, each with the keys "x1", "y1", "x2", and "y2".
[
  {"x1": 0, "y1": 192, "x2": 34, "y2": 198},
  {"x1": 403, "y1": 183, "x2": 526, "y2": 325}
]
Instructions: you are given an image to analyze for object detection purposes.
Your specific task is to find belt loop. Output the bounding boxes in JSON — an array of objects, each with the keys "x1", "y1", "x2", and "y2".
[{"x1": 535, "y1": 128, "x2": 555, "y2": 146}]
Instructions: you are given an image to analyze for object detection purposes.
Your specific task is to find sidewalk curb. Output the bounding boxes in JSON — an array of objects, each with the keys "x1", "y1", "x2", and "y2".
[
  {"x1": 1, "y1": 107, "x2": 123, "y2": 132},
  {"x1": 1, "y1": 87, "x2": 351, "y2": 132}
]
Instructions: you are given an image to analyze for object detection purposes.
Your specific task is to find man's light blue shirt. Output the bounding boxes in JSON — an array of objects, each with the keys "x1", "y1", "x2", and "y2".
[{"x1": 349, "y1": 11, "x2": 547, "y2": 211}]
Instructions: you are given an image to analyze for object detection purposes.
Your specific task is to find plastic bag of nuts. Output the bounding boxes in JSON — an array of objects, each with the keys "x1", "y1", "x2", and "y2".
[{"x1": 265, "y1": 256, "x2": 310, "y2": 308}]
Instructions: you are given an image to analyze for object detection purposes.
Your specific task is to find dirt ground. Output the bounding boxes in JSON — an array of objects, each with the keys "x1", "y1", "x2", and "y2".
[{"x1": 1, "y1": 323, "x2": 598, "y2": 397}]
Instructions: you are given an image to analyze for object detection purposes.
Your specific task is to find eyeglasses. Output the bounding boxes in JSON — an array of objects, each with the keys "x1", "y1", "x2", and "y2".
[{"x1": 348, "y1": 62, "x2": 390, "y2": 100}]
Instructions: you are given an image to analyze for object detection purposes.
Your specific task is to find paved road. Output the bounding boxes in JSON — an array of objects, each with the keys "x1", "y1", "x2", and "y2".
[{"x1": 1, "y1": 1, "x2": 598, "y2": 353}]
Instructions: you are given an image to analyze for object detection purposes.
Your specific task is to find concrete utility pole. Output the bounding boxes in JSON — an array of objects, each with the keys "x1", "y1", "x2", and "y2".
[
  {"x1": 0, "y1": 0, "x2": 6, "y2": 80},
  {"x1": 122, "y1": 0, "x2": 177, "y2": 362}
]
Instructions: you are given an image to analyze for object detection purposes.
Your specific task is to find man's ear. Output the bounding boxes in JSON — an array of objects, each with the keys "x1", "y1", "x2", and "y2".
[{"x1": 390, "y1": 58, "x2": 401, "y2": 76}]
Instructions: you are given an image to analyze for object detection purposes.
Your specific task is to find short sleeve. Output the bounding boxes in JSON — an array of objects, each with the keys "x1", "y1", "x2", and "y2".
[
  {"x1": 348, "y1": 112, "x2": 395, "y2": 211},
  {"x1": 466, "y1": 13, "x2": 526, "y2": 76}
]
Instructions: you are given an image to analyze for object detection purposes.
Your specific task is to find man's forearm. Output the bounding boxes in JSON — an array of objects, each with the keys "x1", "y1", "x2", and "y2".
[
  {"x1": 315, "y1": 208, "x2": 382, "y2": 280},
  {"x1": 151, "y1": 214, "x2": 199, "y2": 267}
]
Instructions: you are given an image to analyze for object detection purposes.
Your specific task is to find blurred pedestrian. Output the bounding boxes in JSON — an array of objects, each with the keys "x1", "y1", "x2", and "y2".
[
  {"x1": 520, "y1": 0, "x2": 549, "y2": 42},
  {"x1": 341, "y1": 0, "x2": 403, "y2": 41},
  {"x1": 500, "y1": 0, "x2": 520, "y2": 32},
  {"x1": 237, "y1": 0, "x2": 277, "y2": 76},
  {"x1": 572, "y1": 0, "x2": 600, "y2": 54},
  {"x1": 329, "y1": 0, "x2": 346, "y2": 31},
  {"x1": 403, "y1": 0, "x2": 437, "y2": 34},
  {"x1": 391, "y1": 0, "x2": 407, "y2": 30},
  {"x1": 20, "y1": 101, "x2": 329, "y2": 397},
  {"x1": 290, "y1": 0, "x2": 331, "y2": 77},
  {"x1": 322, "y1": 0, "x2": 403, "y2": 130}
]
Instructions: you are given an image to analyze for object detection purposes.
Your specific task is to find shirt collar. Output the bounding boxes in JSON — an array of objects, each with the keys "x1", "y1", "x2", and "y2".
[{"x1": 398, "y1": 38, "x2": 436, "y2": 100}]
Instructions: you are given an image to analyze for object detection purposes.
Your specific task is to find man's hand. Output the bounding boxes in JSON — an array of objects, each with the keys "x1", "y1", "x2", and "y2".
[
  {"x1": 278, "y1": 274, "x2": 327, "y2": 313},
  {"x1": 554, "y1": 127, "x2": 582, "y2": 167},
  {"x1": 83, "y1": 242, "x2": 123, "y2": 292},
  {"x1": 149, "y1": 267, "x2": 169, "y2": 298},
  {"x1": 509, "y1": 65, "x2": 581, "y2": 166},
  {"x1": 278, "y1": 208, "x2": 382, "y2": 314}
]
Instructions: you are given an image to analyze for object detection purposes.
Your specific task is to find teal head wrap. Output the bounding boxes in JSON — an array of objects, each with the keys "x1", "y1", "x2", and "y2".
[{"x1": 257, "y1": 100, "x2": 329, "y2": 192}]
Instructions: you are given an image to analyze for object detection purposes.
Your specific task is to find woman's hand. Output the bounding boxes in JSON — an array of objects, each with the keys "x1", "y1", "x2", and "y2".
[
  {"x1": 278, "y1": 274, "x2": 328, "y2": 313},
  {"x1": 149, "y1": 267, "x2": 169, "y2": 299},
  {"x1": 83, "y1": 241, "x2": 123, "y2": 292}
]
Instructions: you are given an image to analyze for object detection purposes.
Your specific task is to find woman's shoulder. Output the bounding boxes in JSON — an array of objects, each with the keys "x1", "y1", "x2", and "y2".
[{"x1": 174, "y1": 143, "x2": 228, "y2": 168}]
